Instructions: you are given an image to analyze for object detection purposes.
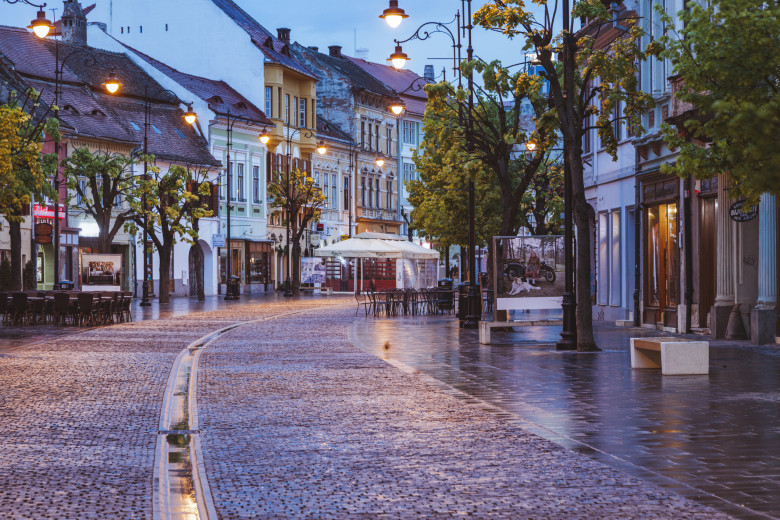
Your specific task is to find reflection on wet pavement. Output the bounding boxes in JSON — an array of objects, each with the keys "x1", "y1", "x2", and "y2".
[{"x1": 351, "y1": 313, "x2": 780, "y2": 520}]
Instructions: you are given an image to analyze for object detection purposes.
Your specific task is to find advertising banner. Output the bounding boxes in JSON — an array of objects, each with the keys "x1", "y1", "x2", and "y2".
[
  {"x1": 493, "y1": 235, "x2": 564, "y2": 311},
  {"x1": 81, "y1": 253, "x2": 123, "y2": 291}
]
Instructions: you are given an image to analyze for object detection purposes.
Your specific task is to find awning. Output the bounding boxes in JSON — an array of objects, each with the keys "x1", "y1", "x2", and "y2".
[{"x1": 314, "y1": 232, "x2": 439, "y2": 260}]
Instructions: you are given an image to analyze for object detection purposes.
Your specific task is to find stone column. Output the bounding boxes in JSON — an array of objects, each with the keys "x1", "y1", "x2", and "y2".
[
  {"x1": 751, "y1": 194, "x2": 777, "y2": 344},
  {"x1": 711, "y1": 174, "x2": 734, "y2": 338}
]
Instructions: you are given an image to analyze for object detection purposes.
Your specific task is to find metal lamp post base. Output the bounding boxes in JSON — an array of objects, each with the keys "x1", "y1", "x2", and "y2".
[
  {"x1": 284, "y1": 277, "x2": 293, "y2": 297},
  {"x1": 556, "y1": 291, "x2": 577, "y2": 350},
  {"x1": 463, "y1": 283, "x2": 481, "y2": 329}
]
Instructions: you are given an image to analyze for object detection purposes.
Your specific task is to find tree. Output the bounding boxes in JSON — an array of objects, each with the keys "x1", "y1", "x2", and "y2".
[
  {"x1": 126, "y1": 161, "x2": 212, "y2": 304},
  {"x1": 267, "y1": 167, "x2": 325, "y2": 296},
  {"x1": 475, "y1": 0, "x2": 655, "y2": 350},
  {"x1": 410, "y1": 64, "x2": 558, "y2": 285},
  {"x1": 655, "y1": 0, "x2": 780, "y2": 199},
  {"x1": 0, "y1": 88, "x2": 57, "y2": 291},
  {"x1": 63, "y1": 147, "x2": 139, "y2": 254}
]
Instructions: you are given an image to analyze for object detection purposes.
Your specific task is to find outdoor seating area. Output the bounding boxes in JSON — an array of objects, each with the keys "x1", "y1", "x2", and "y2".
[
  {"x1": 1, "y1": 291, "x2": 133, "y2": 327},
  {"x1": 355, "y1": 288, "x2": 455, "y2": 318}
]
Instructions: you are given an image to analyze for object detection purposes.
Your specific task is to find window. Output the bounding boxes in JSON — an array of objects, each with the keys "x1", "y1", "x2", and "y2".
[
  {"x1": 387, "y1": 179, "x2": 393, "y2": 210},
  {"x1": 331, "y1": 174, "x2": 337, "y2": 211},
  {"x1": 299, "y1": 98, "x2": 306, "y2": 128},
  {"x1": 114, "y1": 190, "x2": 123, "y2": 206},
  {"x1": 323, "y1": 174, "x2": 329, "y2": 208},
  {"x1": 265, "y1": 87, "x2": 272, "y2": 118},
  {"x1": 253, "y1": 165, "x2": 260, "y2": 203},
  {"x1": 375, "y1": 124, "x2": 380, "y2": 151},
  {"x1": 402, "y1": 120, "x2": 418, "y2": 145},
  {"x1": 387, "y1": 128, "x2": 392, "y2": 154},
  {"x1": 368, "y1": 177, "x2": 373, "y2": 207},
  {"x1": 403, "y1": 162, "x2": 415, "y2": 182},
  {"x1": 77, "y1": 178, "x2": 87, "y2": 205},
  {"x1": 368, "y1": 124, "x2": 373, "y2": 150},
  {"x1": 219, "y1": 171, "x2": 226, "y2": 200},
  {"x1": 285, "y1": 94, "x2": 290, "y2": 124},
  {"x1": 293, "y1": 97, "x2": 298, "y2": 126},
  {"x1": 236, "y1": 163, "x2": 244, "y2": 201},
  {"x1": 375, "y1": 179, "x2": 380, "y2": 208},
  {"x1": 344, "y1": 176, "x2": 350, "y2": 209},
  {"x1": 361, "y1": 176, "x2": 366, "y2": 207},
  {"x1": 361, "y1": 122, "x2": 366, "y2": 146}
]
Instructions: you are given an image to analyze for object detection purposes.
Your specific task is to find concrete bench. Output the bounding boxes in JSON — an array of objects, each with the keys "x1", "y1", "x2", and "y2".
[
  {"x1": 630, "y1": 337, "x2": 709, "y2": 375},
  {"x1": 479, "y1": 319, "x2": 563, "y2": 345}
]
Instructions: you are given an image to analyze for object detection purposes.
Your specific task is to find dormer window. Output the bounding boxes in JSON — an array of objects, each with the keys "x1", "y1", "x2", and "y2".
[
  {"x1": 208, "y1": 95, "x2": 224, "y2": 105},
  {"x1": 91, "y1": 109, "x2": 105, "y2": 116},
  {"x1": 63, "y1": 104, "x2": 79, "y2": 114},
  {"x1": 264, "y1": 37, "x2": 273, "y2": 49},
  {"x1": 236, "y1": 102, "x2": 247, "y2": 109}
]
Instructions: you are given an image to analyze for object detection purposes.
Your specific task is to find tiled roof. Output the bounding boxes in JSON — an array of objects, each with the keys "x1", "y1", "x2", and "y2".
[
  {"x1": 116, "y1": 40, "x2": 272, "y2": 125},
  {"x1": 317, "y1": 117, "x2": 353, "y2": 143},
  {"x1": 0, "y1": 26, "x2": 219, "y2": 167},
  {"x1": 209, "y1": 0, "x2": 316, "y2": 79},
  {"x1": 346, "y1": 57, "x2": 427, "y2": 97},
  {"x1": 293, "y1": 45, "x2": 398, "y2": 100}
]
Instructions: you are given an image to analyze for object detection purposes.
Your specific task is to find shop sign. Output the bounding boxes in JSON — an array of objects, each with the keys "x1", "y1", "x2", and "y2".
[
  {"x1": 340, "y1": 234, "x2": 350, "y2": 242},
  {"x1": 310, "y1": 232, "x2": 320, "y2": 244},
  {"x1": 33, "y1": 204, "x2": 65, "y2": 220},
  {"x1": 212, "y1": 233, "x2": 226, "y2": 248},
  {"x1": 729, "y1": 200, "x2": 759, "y2": 222}
]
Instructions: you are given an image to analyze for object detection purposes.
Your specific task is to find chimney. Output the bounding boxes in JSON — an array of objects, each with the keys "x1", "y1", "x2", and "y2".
[
  {"x1": 277, "y1": 28, "x2": 291, "y2": 43},
  {"x1": 61, "y1": 0, "x2": 87, "y2": 45},
  {"x1": 328, "y1": 45, "x2": 342, "y2": 58},
  {"x1": 308, "y1": 46, "x2": 319, "y2": 52},
  {"x1": 424, "y1": 65, "x2": 435, "y2": 82}
]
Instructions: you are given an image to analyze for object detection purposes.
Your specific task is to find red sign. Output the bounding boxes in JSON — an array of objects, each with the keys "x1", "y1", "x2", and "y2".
[{"x1": 33, "y1": 204, "x2": 65, "y2": 220}]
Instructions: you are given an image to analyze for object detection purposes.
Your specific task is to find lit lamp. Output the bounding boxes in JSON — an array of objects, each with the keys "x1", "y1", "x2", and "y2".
[
  {"x1": 388, "y1": 45, "x2": 410, "y2": 70},
  {"x1": 28, "y1": 8, "x2": 54, "y2": 39},
  {"x1": 376, "y1": 157, "x2": 385, "y2": 167},
  {"x1": 525, "y1": 140, "x2": 537, "y2": 152},
  {"x1": 102, "y1": 71, "x2": 122, "y2": 94},
  {"x1": 389, "y1": 97, "x2": 406, "y2": 116},
  {"x1": 316, "y1": 140, "x2": 327, "y2": 155},
  {"x1": 183, "y1": 104, "x2": 197, "y2": 125},
  {"x1": 259, "y1": 129, "x2": 271, "y2": 145},
  {"x1": 379, "y1": 0, "x2": 408, "y2": 28}
]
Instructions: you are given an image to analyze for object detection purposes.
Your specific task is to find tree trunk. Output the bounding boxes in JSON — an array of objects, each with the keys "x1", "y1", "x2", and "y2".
[
  {"x1": 158, "y1": 243, "x2": 172, "y2": 304},
  {"x1": 188, "y1": 244, "x2": 205, "y2": 301},
  {"x1": 570, "y1": 156, "x2": 600, "y2": 351},
  {"x1": 9, "y1": 220, "x2": 22, "y2": 291},
  {"x1": 98, "y1": 213, "x2": 112, "y2": 254},
  {"x1": 291, "y1": 241, "x2": 301, "y2": 296}
]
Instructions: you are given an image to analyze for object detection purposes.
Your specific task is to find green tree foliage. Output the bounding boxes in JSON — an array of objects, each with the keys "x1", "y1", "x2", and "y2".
[
  {"x1": 475, "y1": 0, "x2": 655, "y2": 350},
  {"x1": 63, "y1": 147, "x2": 140, "y2": 254},
  {"x1": 126, "y1": 161, "x2": 212, "y2": 303},
  {"x1": 267, "y1": 167, "x2": 325, "y2": 295},
  {"x1": 655, "y1": 0, "x2": 780, "y2": 199},
  {"x1": 0, "y1": 88, "x2": 57, "y2": 290}
]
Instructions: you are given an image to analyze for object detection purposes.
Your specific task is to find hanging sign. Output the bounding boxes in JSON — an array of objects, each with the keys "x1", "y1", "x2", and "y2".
[{"x1": 729, "y1": 200, "x2": 759, "y2": 222}]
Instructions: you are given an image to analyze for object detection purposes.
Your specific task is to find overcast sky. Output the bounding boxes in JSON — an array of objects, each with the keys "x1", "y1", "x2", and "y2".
[{"x1": 0, "y1": 1, "x2": 541, "y2": 79}]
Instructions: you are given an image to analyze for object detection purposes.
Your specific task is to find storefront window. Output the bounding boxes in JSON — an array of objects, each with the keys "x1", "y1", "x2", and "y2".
[{"x1": 645, "y1": 202, "x2": 679, "y2": 315}]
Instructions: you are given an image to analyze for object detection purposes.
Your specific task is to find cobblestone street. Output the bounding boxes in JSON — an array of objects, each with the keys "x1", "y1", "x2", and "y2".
[{"x1": 0, "y1": 297, "x2": 749, "y2": 519}]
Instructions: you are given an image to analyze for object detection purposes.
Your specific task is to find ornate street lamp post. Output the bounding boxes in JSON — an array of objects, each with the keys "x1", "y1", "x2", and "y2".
[
  {"x1": 30, "y1": 20, "x2": 121, "y2": 289},
  {"x1": 384, "y1": 3, "x2": 482, "y2": 329},
  {"x1": 279, "y1": 126, "x2": 326, "y2": 297},
  {"x1": 139, "y1": 86, "x2": 196, "y2": 305}
]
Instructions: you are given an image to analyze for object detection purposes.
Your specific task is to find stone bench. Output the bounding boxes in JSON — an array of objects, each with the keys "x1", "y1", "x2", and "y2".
[
  {"x1": 630, "y1": 337, "x2": 709, "y2": 375},
  {"x1": 479, "y1": 319, "x2": 563, "y2": 345}
]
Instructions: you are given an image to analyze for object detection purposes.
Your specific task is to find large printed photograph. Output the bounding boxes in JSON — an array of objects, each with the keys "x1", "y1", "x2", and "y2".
[
  {"x1": 81, "y1": 253, "x2": 122, "y2": 288},
  {"x1": 495, "y1": 236, "x2": 564, "y2": 299}
]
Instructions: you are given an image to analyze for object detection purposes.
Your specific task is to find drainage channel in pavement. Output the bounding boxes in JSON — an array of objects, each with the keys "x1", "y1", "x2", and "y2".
[{"x1": 153, "y1": 311, "x2": 307, "y2": 520}]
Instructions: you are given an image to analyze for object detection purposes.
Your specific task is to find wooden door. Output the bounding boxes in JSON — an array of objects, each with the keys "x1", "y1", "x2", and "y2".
[{"x1": 699, "y1": 197, "x2": 717, "y2": 328}]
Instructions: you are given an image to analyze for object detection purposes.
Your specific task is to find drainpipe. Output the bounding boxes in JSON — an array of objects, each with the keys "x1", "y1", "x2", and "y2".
[
  {"x1": 396, "y1": 115, "x2": 403, "y2": 236},
  {"x1": 633, "y1": 148, "x2": 641, "y2": 327}
]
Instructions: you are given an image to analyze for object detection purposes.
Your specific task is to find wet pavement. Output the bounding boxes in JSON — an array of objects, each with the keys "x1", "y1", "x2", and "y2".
[
  {"x1": 0, "y1": 292, "x2": 291, "y2": 350},
  {"x1": 351, "y1": 311, "x2": 780, "y2": 520},
  {"x1": 196, "y1": 305, "x2": 730, "y2": 519},
  {"x1": 0, "y1": 298, "x2": 773, "y2": 518}
]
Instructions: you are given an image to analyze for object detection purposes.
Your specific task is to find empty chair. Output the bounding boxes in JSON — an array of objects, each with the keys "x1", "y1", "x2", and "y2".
[
  {"x1": 76, "y1": 292, "x2": 99, "y2": 327},
  {"x1": 0, "y1": 292, "x2": 8, "y2": 325},
  {"x1": 11, "y1": 292, "x2": 31, "y2": 325},
  {"x1": 52, "y1": 292, "x2": 74, "y2": 326}
]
